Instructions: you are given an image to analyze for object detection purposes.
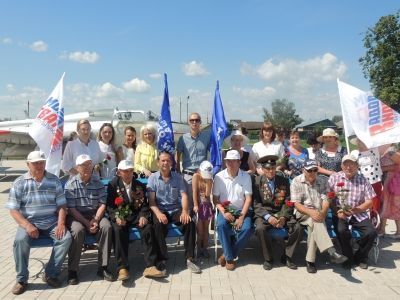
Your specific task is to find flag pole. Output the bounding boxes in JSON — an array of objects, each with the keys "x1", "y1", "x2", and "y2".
[{"x1": 337, "y1": 78, "x2": 351, "y2": 154}]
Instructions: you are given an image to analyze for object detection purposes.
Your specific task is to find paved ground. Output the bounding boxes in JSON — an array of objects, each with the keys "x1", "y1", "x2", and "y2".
[{"x1": 0, "y1": 160, "x2": 400, "y2": 299}]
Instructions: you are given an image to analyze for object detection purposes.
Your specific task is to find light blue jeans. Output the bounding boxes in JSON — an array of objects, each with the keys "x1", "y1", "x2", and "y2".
[
  {"x1": 217, "y1": 211, "x2": 253, "y2": 261},
  {"x1": 13, "y1": 224, "x2": 72, "y2": 283}
]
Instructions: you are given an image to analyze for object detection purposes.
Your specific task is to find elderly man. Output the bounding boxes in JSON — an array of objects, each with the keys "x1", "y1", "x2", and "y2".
[
  {"x1": 291, "y1": 159, "x2": 347, "y2": 273},
  {"x1": 147, "y1": 151, "x2": 201, "y2": 274},
  {"x1": 213, "y1": 150, "x2": 253, "y2": 271},
  {"x1": 65, "y1": 154, "x2": 113, "y2": 284},
  {"x1": 6, "y1": 151, "x2": 72, "y2": 295},
  {"x1": 329, "y1": 154, "x2": 377, "y2": 269},
  {"x1": 107, "y1": 160, "x2": 164, "y2": 280},
  {"x1": 253, "y1": 155, "x2": 301, "y2": 271},
  {"x1": 176, "y1": 112, "x2": 211, "y2": 211}
]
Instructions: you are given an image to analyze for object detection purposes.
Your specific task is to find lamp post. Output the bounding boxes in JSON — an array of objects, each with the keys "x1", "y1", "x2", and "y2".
[
  {"x1": 186, "y1": 96, "x2": 190, "y2": 121},
  {"x1": 179, "y1": 97, "x2": 182, "y2": 123}
]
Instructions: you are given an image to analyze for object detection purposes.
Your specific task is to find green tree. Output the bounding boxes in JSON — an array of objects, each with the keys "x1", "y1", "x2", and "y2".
[
  {"x1": 359, "y1": 11, "x2": 400, "y2": 111},
  {"x1": 263, "y1": 99, "x2": 303, "y2": 134}
]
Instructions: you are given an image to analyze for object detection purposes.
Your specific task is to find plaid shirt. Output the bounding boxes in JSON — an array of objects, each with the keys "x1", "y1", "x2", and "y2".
[
  {"x1": 290, "y1": 174, "x2": 329, "y2": 211},
  {"x1": 328, "y1": 171, "x2": 376, "y2": 222},
  {"x1": 65, "y1": 174, "x2": 106, "y2": 214}
]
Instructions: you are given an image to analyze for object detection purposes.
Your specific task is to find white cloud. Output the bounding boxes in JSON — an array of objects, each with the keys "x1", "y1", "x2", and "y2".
[
  {"x1": 149, "y1": 73, "x2": 162, "y2": 79},
  {"x1": 123, "y1": 78, "x2": 150, "y2": 93},
  {"x1": 6, "y1": 84, "x2": 15, "y2": 92},
  {"x1": 1, "y1": 37, "x2": 12, "y2": 44},
  {"x1": 96, "y1": 82, "x2": 123, "y2": 98},
  {"x1": 29, "y1": 40, "x2": 48, "y2": 52},
  {"x1": 233, "y1": 86, "x2": 276, "y2": 98},
  {"x1": 60, "y1": 51, "x2": 100, "y2": 64},
  {"x1": 182, "y1": 61, "x2": 210, "y2": 77}
]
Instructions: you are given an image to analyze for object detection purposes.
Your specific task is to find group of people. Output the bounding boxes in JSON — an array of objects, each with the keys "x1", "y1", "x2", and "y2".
[{"x1": 6, "y1": 113, "x2": 400, "y2": 295}]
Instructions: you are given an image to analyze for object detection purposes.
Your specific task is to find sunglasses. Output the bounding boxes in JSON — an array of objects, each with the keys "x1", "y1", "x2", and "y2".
[
  {"x1": 189, "y1": 118, "x2": 201, "y2": 123},
  {"x1": 306, "y1": 168, "x2": 318, "y2": 173}
]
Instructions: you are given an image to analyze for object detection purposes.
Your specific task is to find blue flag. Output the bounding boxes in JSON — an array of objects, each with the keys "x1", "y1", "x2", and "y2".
[
  {"x1": 210, "y1": 81, "x2": 228, "y2": 175},
  {"x1": 157, "y1": 73, "x2": 175, "y2": 156}
]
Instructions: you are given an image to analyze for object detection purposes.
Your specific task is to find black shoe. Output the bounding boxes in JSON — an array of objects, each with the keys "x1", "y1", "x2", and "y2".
[
  {"x1": 68, "y1": 271, "x2": 79, "y2": 285},
  {"x1": 342, "y1": 261, "x2": 353, "y2": 270},
  {"x1": 97, "y1": 267, "x2": 114, "y2": 282},
  {"x1": 285, "y1": 256, "x2": 297, "y2": 270},
  {"x1": 358, "y1": 262, "x2": 368, "y2": 269},
  {"x1": 330, "y1": 251, "x2": 348, "y2": 264},
  {"x1": 263, "y1": 260, "x2": 273, "y2": 270},
  {"x1": 42, "y1": 274, "x2": 61, "y2": 288},
  {"x1": 306, "y1": 261, "x2": 317, "y2": 273}
]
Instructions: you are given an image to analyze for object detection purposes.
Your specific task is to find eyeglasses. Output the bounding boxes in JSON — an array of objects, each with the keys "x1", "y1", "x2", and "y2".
[
  {"x1": 189, "y1": 119, "x2": 201, "y2": 124},
  {"x1": 306, "y1": 168, "x2": 318, "y2": 173}
]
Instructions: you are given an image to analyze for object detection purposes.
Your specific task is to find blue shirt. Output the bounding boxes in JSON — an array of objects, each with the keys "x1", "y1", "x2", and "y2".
[
  {"x1": 177, "y1": 130, "x2": 211, "y2": 171},
  {"x1": 147, "y1": 171, "x2": 186, "y2": 214},
  {"x1": 6, "y1": 171, "x2": 66, "y2": 230},
  {"x1": 65, "y1": 174, "x2": 107, "y2": 214}
]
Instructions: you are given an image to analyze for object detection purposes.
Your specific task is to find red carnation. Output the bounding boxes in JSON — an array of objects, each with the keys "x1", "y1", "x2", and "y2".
[
  {"x1": 106, "y1": 154, "x2": 111, "y2": 160},
  {"x1": 221, "y1": 200, "x2": 231, "y2": 208},
  {"x1": 114, "y1": 197, "x2": 124, "y2": 206},
  {"x1": 337, "y1": 182, "x2": 345, "y2": 187},
  {"x1": 327, "y1": 191, "x2": 336, "y2": 199},
  {"x1": 285, "y1": 200, "x2": 295, "y2": 207}
]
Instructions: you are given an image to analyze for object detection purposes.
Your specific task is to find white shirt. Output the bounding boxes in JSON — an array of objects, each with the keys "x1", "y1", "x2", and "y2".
[
  {"x1": 62, "y1": 138, "x2": 103, "y2": 173},
  {"x1": 252, "y1": 140, "x2": 284, "y2": 161},
  {"x1": 98, "y1": 141, "x2": 117, "y2": 179},
  {"x1": 212, "y1": 169, "x2": 252, "y2": 210}
]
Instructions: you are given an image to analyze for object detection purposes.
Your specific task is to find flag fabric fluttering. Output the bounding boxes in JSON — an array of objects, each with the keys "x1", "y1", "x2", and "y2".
[
  {"x1": 29, "y1": 73, "x2": 65, "y2": 176},
  {"x1": 157, "y1": 73, "x2": 175, "y2": 156},
  {"x1": 337, "y1": 79, "x2": 400, "y2": 148},
  {"x1": 210, "y1": 81, "x2": 228, "y2": 175}
]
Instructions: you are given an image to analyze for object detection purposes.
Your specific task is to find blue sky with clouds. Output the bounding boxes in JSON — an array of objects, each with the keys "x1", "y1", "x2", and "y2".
[{"x1": 0, "y1": 1, "x2": 398, "y2": 123}]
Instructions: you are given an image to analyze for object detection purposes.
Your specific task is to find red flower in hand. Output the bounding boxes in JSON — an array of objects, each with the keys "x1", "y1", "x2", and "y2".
[
  {"x1": 327, "y1": 191, "x2": 336, "y2": 199},
  {"x1": 114, "y1": 196, "x2": 124, "y2": 206},
  {"x1": 285, "y1": 200, "x2": 295, "y2": 207},
  {"x1": 221, "y1": 200, "x2": 231, "y2": 208},
  {"x1": 337, "y1": 182, "x2": 345, "y2": 187}
]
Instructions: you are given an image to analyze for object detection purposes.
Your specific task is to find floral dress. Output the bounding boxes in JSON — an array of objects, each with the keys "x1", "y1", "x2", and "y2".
[{"x1": 315, "y1": 145, "x2": 347, "y2": 173}]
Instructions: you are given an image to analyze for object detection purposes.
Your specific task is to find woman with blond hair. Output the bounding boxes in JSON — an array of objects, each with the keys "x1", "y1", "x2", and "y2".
[{"x1": 134, "y1": 123, "x2": 158, "y2": 177}]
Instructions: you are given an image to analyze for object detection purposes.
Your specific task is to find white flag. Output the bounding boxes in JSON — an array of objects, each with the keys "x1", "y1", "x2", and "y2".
[
  {"x1": 337, "y1": 79, "x2": 400, "y2": 148},
  {"x1": 29, "y1": 74, "x2": 65, "y2": 176}
]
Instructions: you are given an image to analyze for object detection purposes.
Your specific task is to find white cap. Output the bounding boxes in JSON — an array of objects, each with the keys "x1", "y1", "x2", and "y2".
[
  {"x1": 118, "y1": 160, "x2": 134, "y2": 170},
  {"x1": 27, "y1": 151, "x2": 46, "y2": 162},
  {"x1": 224, "y1": 149, "x2": 240, "y2": 160},
  {"x1": 342, "y1": 154, "x2": 358, "y2": 163},
  {"x1": 76, "y1": 154, "x2": 92, "y2": 165},
  {"x1": 199, "y1": 161, "x2": 213, "y2": 179}
]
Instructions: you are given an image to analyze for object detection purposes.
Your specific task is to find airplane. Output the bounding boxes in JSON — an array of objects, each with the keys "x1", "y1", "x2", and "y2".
[{"x1": 0, "y1": 108, "x2": 189, "y2": 159}]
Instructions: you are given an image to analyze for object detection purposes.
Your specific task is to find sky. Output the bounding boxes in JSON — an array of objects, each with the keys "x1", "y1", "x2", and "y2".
[{"x1": 0, "y1": 1, "x2": 399, "y2": 124}]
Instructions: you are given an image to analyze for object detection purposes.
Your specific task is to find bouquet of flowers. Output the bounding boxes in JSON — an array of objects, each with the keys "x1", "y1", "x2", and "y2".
[
  {"x1": 334, "y1": 182, "x2": 351, "y2": 212},
  {"x1": 112, "y1": 195, "x2": 132, "y2": 221},
  {"x1": 277, "y1": 149, "x2": 291, "y2": 166},
  {"x1": 221, "y1": 200, "x2": 241, "y2": 227}
]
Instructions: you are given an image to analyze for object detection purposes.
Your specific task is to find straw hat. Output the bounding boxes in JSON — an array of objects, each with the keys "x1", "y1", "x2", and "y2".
[
  {"x1": 317, "y1": 128, "x2": 339, "y2": 143},
  {"x1": 225, "y1": 129, "x2": 249, "y2": 147}
]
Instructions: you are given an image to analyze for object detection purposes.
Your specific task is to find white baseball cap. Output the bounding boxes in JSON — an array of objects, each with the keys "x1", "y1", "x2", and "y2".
[
  {"x1": 342, "y1": 154, "x2": 358, "y2": 163},
  {"x1": 118, "y1": 160, "x2": 134, "y2": 170},
  {"x1": 224, "y1": 149, "x2": 240, "y2": 160},
  {"x1": 199, "y1": 161, "x2": 213, "y2": 179},
  {"x1": 76, "y1": 154, "x2": 92, "y2": 165},
  {"x1": 27, "y1": 151, "x2": 46, "y2": 162}
]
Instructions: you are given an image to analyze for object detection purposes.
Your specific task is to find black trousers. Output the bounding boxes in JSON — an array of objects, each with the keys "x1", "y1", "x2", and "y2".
[
  {"x1": 112, "y1": 215, "x2": 159, "y2": 271},
  {"x1": 152, "y1": 210, "x2": 196, "y2": 261},
  {"x1": 255, "y1": 217, "x2": 303, "y2": 262},
  {"x1": 336, "y1": 216, "x2": 377, "y2": 263}
]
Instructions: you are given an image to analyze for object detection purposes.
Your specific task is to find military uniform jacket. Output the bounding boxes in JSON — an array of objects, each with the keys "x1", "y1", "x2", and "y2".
[
  {"x1": 106, "y1": 176, "x2": 150, "y2": 223},
  {"x1": 253, "y1": 174, "x2": 292, "y2": 220}
]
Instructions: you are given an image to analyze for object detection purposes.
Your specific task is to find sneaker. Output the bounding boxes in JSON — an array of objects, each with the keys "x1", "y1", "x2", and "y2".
[
  {"x1": 186, "y1": 259, "x2": 201, "y2": 273},
  {"x1": 11, "y1": 282, "x2": 27, "y2": 295},
  {"x1": 143, "y1": 266, "x2": 165, "y2": 278},
  {"x1": 117, "y1": 268, "x2": 130, "y2": 281},
  {"x1": 218, "y1": 255, "x2": 226, "y2": 267},
  {"x1": 68, "y1": 271, "x2": 79, "y2": 285},
  {"x1": 306, "y1": 261, "x2": 317, "y2": 274},
  {"x1": 263, "y1": 260, "x2": 273, "y2": 270},
  {"x1": 225, "y1": 260, "x2": 236, "y2": 271},
  {"x1": 42, "y1": 274, "x2": 61, "y2": 288},
  {"x1": 329, "y1": 252, "x2": 348, "y2": 264}
]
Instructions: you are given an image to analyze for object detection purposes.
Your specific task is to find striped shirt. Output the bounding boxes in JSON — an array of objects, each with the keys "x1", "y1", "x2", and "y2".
[
  {"x1": 65, "y1": 174, "x2": 106, "y2": 214},
  {"x1": 328, "y1": 171, "x2": 376, "y2": 222},
  {"x1": 6, "y1": 171, "x2": 66, "y2": 230}
]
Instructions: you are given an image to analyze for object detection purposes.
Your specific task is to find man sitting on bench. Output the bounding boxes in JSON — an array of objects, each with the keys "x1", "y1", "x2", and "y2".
[
  {"x1": 147, "y1": 151, "x2": 201, "y2": 274},
  {"x1": 65, "y1": 154, "x2": 113, "y2": 284},
  {"x1": 291, "y1": 159, "x2": 347, "y2": 273},
  {"x1": 107, "y1": 160, "x2": 165, "y2": 280}
]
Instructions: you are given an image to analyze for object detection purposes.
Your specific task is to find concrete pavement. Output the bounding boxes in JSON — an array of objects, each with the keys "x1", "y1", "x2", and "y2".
[{"x1": 0, "y1": 160, "x2": 399, "y2": 299}]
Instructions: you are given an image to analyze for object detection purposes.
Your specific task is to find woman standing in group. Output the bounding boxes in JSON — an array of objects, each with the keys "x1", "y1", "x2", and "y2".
[
  {"x1": 285, "y1": 130, "x2": 309, "y2": 179},
  {"x1": 252, "y1": 122, "x2": 284, "y2": 174},
  {"x1": 222, "y1": 129, "x2": 255, "y2": 174},
  {"x1": 98, "y1": 123, "x2": 117, "y2": 180},
  {"x1": 315, "y1": 128, "x2": 346, "y2": 177},
  {"x1": 134, "y1": 123, "x2": 158, "y2": 177},
  {"x1": 117, "y1": 126, "x2": 137, "y2": 163}
]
